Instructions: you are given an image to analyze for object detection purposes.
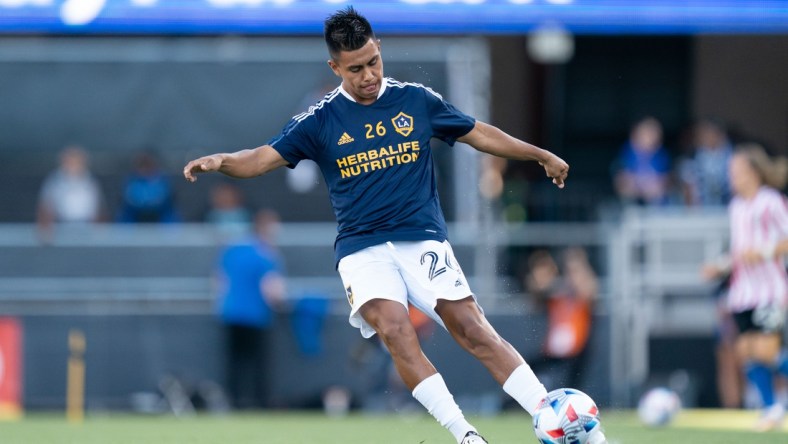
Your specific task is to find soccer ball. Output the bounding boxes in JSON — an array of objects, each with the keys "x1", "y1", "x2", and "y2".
[
  {"x1": 532, "y1": 388, "x2": 602, "y2": 444},
  {"x1": 637, "y1": 387, "x2": 681, "y2": 427}
]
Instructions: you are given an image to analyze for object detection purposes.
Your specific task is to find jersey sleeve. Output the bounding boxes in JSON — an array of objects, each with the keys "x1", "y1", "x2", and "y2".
[
  {"x1": 267, "y1": 115, "x2": 319, "y2": 168},
  {"x1": 423, "y1": 87, "x2": 476, "y2": 146}
]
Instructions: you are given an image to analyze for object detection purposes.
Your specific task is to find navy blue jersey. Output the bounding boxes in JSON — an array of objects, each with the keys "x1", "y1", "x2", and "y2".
[{"x1": 269, "y1": 78, "x2": 475, "y2": 263}]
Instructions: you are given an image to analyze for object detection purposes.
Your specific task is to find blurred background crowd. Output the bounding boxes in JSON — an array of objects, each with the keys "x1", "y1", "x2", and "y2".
[{"x1": 0, "y1": 0, "x2": 786, "y2": 420}]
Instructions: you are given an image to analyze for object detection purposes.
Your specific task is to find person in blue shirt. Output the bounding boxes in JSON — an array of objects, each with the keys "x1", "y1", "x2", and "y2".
[
  {"x1": 613, "y1": 117, "x2": 671, "y2": 206},
  {"x1": 185, "y1": 7, "x2": 604, "y2": 444},
  {"x1": 216, "y1": 209, "x2": 285, "y2": 409},
  {"x1": 118, "y1": 151, "x2": 179, "y2": 223}
]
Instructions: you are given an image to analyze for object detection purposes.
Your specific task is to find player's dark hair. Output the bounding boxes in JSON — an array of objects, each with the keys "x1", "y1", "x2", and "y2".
[{"x1": 324, "y1": 6, "x2": 375, "y2": 59}]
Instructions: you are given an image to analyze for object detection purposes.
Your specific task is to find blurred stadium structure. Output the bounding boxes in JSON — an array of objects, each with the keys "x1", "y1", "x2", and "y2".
[{"x1": 0, "y1": 0, "x2": 786, "y2": 415}]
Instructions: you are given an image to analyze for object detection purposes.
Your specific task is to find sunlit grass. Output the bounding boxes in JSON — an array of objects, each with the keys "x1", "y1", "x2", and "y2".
[{"x1": 0, "y1": 409, "x2": 784, "y2": 443}]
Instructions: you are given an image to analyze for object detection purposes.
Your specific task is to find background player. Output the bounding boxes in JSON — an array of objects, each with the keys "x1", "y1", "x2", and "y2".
[
  {"x1": 184, "y1": 7, "x2": 605, "y2": 444},
  {"x1": 702, "y1": 143, "x2": 788, "y2": 431}
]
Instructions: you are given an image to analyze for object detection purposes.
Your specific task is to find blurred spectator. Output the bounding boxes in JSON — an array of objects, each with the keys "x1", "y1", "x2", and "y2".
[
  {"x1": 206, "y1": 182, "x2": 252, "y2": 239},
  {"x1": 215, "y1": 209, "x2": 285, "y2": 410},
  {"x1": 37, "y1": 145, "x2": 105, "y2": 240},
  {"x1": 701, "y1": 143, "x2": 788, "y2": 430},
  {"x1": 118, "y1": 151, "x2": 179, "y2": 223},
  {"x1": 679, "y1": 119, "x2": 734, "y2": 206},
  {"x1": 613, "y1": 117, "x2": 671, "y2": 206},
  {"x1": 525, "y1": 248, "x2": 597, "y2": 390},
  {"x1": 524, "y1": 250, "x2": 561, "y2": 303}
]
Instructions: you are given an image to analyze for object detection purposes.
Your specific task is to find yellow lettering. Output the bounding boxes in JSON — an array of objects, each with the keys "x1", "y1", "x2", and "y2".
[
  {"x1": 347, "y1": 154, "x2": 358, "y2": 166},
  {"x1": 338, "y1": 145, "x2": 423, "y2": 179}
]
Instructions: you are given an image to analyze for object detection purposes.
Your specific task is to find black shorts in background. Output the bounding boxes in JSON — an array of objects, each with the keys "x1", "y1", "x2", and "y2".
[{"x1": 733, "y1": 308, "x2": 785, "y2": 334}]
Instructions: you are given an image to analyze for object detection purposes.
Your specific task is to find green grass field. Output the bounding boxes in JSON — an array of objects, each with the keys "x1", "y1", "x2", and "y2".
[{"x1": 1, "y1": 409, "x2": 786, "y2": 443}]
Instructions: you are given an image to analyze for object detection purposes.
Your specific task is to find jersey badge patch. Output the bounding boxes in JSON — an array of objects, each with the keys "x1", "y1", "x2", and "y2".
[
  {"x1": 345, "y1": 285, "x2": 354, "y2": 305},
  {"x1": 338, "y1": 132, "x2": 355, "y2": 145},
  {"x1": 391, "y1": 112, "x2": 414, "y2": 137}
]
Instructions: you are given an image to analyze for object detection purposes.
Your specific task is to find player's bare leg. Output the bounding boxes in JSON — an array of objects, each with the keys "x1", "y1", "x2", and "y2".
[
  {"x1": 436, "y1": 296, "x2": 523, "y2": 383},
  {"x1": 359, "y1": 298, "x2": 436, "y2": 389},
  {"x1": 435, "y1": 297, "x2": 533, "y2": 390},
  {"x1": 360, "y1": 298, "x2": 485, "y2": 443},
  {"x1": 437, "y1": 296, "x2": 547, "y2": 415},
  {"x1": 438, "y1": 296, "x2": 607, "y2": 443}
]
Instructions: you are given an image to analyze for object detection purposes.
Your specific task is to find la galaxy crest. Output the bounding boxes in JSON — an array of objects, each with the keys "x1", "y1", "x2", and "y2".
[
  {"x1": 391, "y1": 112, "x2": 414, "y2": 137},
  {"x1": 345, "y1": 285, "x2": 354, "y2": 305}
]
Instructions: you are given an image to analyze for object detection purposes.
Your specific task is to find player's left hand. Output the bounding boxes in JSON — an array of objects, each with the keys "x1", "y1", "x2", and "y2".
[
  {"x1": 739, "y1": 249, "x2": 766, "y2": 265},
  {"x1": 539, "y1": 153, "x2": 569, "y2": 189}
]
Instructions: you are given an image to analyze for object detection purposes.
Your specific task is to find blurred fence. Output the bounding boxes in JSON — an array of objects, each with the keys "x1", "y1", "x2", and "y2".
[
  {"x1": 0, "y1": 207, "x2": 734, "y2": 409},
  {"x1": 0, "y1": 221, "x2": 612, "y2": 313},
  {"x1": 608, "y1": 206, "x2": 729, "y2": 407}
]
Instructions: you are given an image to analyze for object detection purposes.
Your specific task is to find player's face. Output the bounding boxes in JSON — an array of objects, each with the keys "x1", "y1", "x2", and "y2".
[
  {"x1": 328, "y1": 38, "x2": 384, "y2": 105},
  {"x1": 729, "y1": 154, "x2": 760, "y2": 197}
]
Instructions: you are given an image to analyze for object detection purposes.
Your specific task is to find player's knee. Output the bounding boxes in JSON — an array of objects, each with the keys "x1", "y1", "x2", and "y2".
[
  {"x1": 751, "y1": 336, "x2": 781, "y2": 363},
  {"x1": 375, "y1": 317, "x2": 417, "y2": 346}
]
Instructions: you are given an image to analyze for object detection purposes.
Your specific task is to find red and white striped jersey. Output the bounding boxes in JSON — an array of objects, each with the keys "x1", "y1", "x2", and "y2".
[{"x1": 728, "y1": 186, "x2": 788, "y2": 312}]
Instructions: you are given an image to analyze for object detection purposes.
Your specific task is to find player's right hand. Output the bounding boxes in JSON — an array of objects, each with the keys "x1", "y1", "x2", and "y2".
[
  {"x1": 700, "y1": 263, "x2": 721, "y2": 281},
  {"x1": 183, "y1": 154, "x2": 223, "y2": 182}
]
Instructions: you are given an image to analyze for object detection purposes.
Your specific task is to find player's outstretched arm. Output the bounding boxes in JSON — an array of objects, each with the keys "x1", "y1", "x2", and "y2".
[
  {"x1": 183, "y1": 145, "x2": 289, "y2": 182},
  {"x1": 458, "y1": 121, "x2": 569, "y2": 188}
]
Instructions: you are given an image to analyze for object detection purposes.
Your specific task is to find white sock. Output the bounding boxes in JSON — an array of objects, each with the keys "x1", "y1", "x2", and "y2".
[
  {"x1": 412, "y1": 373, "x2": 476, "y2": 443},
  {"x1": 502, "y1": 363, "x2": 548, "y2": 415}
]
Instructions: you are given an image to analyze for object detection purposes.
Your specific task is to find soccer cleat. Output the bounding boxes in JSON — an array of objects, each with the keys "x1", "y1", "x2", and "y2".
[
  {"x1": 460, "y1": 431, "x2": 488, "y2": 444},
  {"x1": 754, "y1": 403, "x2": 785, "y2": 432}
]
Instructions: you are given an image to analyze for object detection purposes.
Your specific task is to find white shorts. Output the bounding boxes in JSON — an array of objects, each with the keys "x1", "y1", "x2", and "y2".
[{"x1": 337, "y1": 240, "x2": 477, "y2": 338}]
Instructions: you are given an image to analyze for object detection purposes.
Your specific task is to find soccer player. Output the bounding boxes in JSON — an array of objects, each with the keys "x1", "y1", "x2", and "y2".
[
  {"x1": 703, "y1": 144, "x2": 788, "y2": 431},
  {"x1": 184, "y1": 7, "x2": 606, "y2": 443}
]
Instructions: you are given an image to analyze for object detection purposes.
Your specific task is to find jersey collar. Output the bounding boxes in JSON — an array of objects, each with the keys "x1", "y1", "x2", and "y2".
[{"x1": 339, "y1": 77, "x2": 388, "y2": 103}]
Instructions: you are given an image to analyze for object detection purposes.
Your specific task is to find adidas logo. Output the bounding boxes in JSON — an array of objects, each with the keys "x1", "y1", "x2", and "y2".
[{"x1": 337, "y1": 132, "x2": 354, "y2": 145}]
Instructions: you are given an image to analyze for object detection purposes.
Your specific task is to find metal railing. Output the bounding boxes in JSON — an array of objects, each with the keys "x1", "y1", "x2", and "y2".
[
  {"x1": 0, "y1": 222, "x2": 608, "y2": 313},
  {"x1": 0, "y1": 208, "x2": 733, "y2": 407},
  {"x1": 607, "y1": 206, "x2": 729, "y2": 406}
]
